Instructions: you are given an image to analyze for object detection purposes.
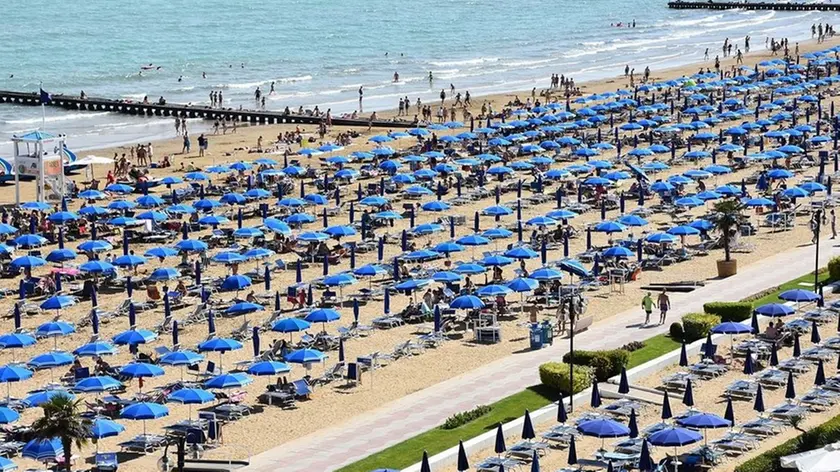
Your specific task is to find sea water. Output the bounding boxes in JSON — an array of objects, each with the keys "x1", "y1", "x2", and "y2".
[{"x1": 0, "y1": 0, "x2": 833, "y2": 154}]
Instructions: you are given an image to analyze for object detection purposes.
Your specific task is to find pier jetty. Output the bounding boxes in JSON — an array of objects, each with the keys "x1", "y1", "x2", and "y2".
[
  {"x1": 668, "y1": 1, "x2": 840, "y2": 10},
  {"x1": 0, "y1": 90, "x2": 413, "y2": 128}
]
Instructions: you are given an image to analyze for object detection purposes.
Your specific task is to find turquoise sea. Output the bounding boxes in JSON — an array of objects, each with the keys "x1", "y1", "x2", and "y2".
[{"x1": 0, "y1": 0, "x2": 832, "y2": 153}]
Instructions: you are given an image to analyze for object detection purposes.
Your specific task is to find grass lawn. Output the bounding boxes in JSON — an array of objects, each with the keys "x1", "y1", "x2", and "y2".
[
  {"x1": 748, "y1": 269, "x2": 830, "y2": 308},
  {"x1": 338, "y1": 269, "x2": 831, "y2": 471},
  {"x1": 336, "y1": 385, "x2": 557, "y2": 472}
]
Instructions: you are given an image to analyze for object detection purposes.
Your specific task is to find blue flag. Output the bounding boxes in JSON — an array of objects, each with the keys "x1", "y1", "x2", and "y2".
[{"x1": 39, "y1": 88, "x2": 52, "y2": 104}]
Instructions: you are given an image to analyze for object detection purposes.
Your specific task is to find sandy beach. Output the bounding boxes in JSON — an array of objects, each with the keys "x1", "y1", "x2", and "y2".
[{"x1": 0, "y1": 31, "x2": 836, "y2": 472}]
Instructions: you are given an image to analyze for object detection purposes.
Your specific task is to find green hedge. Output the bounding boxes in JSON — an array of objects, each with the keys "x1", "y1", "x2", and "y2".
[
  {"x1": 682, "y1": 313, "x2": 720, "y2": 341},
  {"x1": 561, "y1": 349, "x2": 630, "y2": 381},
  {"x1": 442, "y1": 405, "x2": 491, "y2": 429},
  {"x1": 539, "y1": 362, "x2": 592, "y2": 396},
  {"x1": 669, "y1": 322, "x2": 684, "y2": 340},
  {"x1": 829, "y1": 256, "x2": 840, "y2": 282},
  {"x1": 735, "y1": 414, "x2": 840, "y2": 472},
  {"x1": 703, "y1": 301, "x2": 753, "y2": 322}
]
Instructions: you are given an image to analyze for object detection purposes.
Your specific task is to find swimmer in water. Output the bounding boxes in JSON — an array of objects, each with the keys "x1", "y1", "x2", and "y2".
[
  {"x1": 393, "y1": 71, "x2": 399, "y2": 82},
  {"x1": 178, "y1": 76, "x2": 183, "y2": 82}
]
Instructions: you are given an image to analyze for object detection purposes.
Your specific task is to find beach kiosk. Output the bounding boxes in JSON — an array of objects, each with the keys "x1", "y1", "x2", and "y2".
[{"x1": 11, "y1": 130, "x2": 66, "y2": 204}]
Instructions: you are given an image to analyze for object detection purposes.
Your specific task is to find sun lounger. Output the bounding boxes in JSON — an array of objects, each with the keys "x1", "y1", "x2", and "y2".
[
  {"x1": 710, "y1": 432, "x2": 760, "y2": 455},
  {"x1": 768, "y1": 402, "x2": 809, "y2": 423},
  {"x1": 371, "y1": 316, "x2": 405, "y2": 329},
  {"x1": 599, "y1": 399, "x2": 642, "y2": 418},
  {"x1": 612, "y1": 438, "x2": 645, "y2": 455},
  {"x1": 475, "y1": 456, "x2": 525, "y2": 472},
  {"x1": 725, "y1": 379, "x2": 758, "y2": 399},
  {"x1": 757, "y1": 369, "x2": 789, "y2": 388},
  {"x1": 800, "y1": 347, "x2": 835, "y2": 363},
  {"x1": 800, "y1": 388, "x2": 840, "y2": 410},
  {"x1": 662, "y1": 372, "x2": 698, "y2": 391},
  {"x1": 506, "y1": 440, "x2": 549, "y2": 460},
  {"x1": 740, "y1": 417, "x2": 784, "y2": 436},
  {"x1": 94, "y1": 452, "x2": 119, "y2": 472},
  {"x1": 823, "y1": 336, "x2": 840, "y2": 351},
  {"x1": 215, "y1": 402, "x2": 251, "y2": 420},
  {"x1": 119, "y1": 434, "x2": 168, "y2": 453},
  {"x1": 690, "y1": 361, "x2": 728, "y2": 378},
  {"x1": 778, "y1": 358, "x2": 813, "y2": 374}
]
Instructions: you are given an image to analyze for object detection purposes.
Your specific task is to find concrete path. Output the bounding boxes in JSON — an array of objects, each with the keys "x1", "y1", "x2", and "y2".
[{"x1": 243, "y1": 239, "x2": 840, "y2": 472}]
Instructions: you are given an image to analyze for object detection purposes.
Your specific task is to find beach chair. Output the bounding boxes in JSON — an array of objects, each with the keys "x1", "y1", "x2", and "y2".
[
  {"x1": 725, "y1": 379, "x2": 757, "y2": 400},
  {"x1": 292, "y1": 379, "x2": 312, "y2": 399},
  {"x1": 312, "y1": 362, "x2": 345, "y2": 386},
  {"x1": 740, "y1": 417, "x2": 784, "y2": 436},
  {"x1": 506, "y1": 440, "x2": 549, "y2": 460},
  {"x1": 94, "y1": 452, "x2": 119, "y2": 472},
  {"x1": 768, "y1": 402, "x2": 809, "y2": 424},
  {"x1": 710, "y1": 432, "x2": 759, "y2": 455}
]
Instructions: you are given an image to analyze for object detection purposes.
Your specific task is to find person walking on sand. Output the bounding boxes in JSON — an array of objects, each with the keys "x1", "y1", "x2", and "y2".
[
  {"x1": 704, "y1": 48, "x2": 709, "y2": 61},
  {"x1": 831, "y1": 209, "x2": 837, "y2": 239},
  {"x1": 181, "y1": 133, "x2": 190, "y2": 154},
  {"x1": 641, "y1": 292, "x2": 655, "y2": 326},
  {"x1": 657, "y1": 289, "x2": 670, "y2": 325},
  {"x1": 358, "y1": 86, "x2": 363, "y2": 113}
]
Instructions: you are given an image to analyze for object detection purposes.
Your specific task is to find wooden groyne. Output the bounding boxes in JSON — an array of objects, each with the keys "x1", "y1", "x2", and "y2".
[
  {"x1": 668, "y1": 1, "x2": 840, "y2": 10},
  {"x1": 0, "y1": 90, "x2": 413, "y2": 128}
]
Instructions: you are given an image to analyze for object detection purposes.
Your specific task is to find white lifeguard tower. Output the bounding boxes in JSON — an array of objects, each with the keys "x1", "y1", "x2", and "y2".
[{"x1": 11, "y1": 130, "x2": 67, "y2": 204}]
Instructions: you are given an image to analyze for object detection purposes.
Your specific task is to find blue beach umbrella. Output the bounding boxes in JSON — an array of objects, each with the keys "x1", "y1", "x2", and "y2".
[
  {"x1": 73, "y1": 376, "x2": 122, "y2": 393},
  {"x1": 22, "y1": 437, "x2": 63, "y2": 462}
]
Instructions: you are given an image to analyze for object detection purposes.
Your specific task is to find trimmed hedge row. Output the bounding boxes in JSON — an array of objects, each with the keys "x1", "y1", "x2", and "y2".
[
  {"x1": 682, "y1": 313, "x2": 721, "y2": 341},
  {"x1": 735, "y1": 414, "x2": 840, "y2": 472},
  {"x1": 703, "y1": 301, "x2": 753, "y2": 322},
  {"x1": 829, "y1": 256, "x2": 840, "y2": 282},
  {"x1": 561, "y1": 349, "x2": 630, "y2": 381},
  {"x1": 538, "y1": 362, "x2": 592, "y2": 396}
]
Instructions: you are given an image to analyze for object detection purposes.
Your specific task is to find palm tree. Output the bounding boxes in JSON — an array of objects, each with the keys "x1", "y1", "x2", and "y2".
[
  {"x1": 713, "y1": 199, "x2": 743, "y2": 263},
  {"x1": 27, "y1": 394, "x2": 91, "y2": 472}
]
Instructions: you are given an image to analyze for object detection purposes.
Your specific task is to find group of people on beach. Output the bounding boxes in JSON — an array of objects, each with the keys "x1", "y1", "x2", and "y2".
[
  {"x1": 209, "y1": 90, "x2": 225, "y2": 108},
  {"x1": 813, "y1": 23, "x2": 836, "y2": 43}
]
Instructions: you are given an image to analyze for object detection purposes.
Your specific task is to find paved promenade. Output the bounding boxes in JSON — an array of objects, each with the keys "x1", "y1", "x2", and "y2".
[{"x1": 244, "y1": 239, "x2": 840, "y2": 471}]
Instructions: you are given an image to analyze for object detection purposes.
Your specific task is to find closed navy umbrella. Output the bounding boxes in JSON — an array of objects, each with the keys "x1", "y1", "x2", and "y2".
[
  {"x1": 754, "y1": 384, "x2": 765, "y2": 412},
  {"x1": 743, "y1": 349, "x2": 754, "y2": 375},
  {"x1": 724, "y1": 396, "x2": 735, "y2": 426},
  {"x1": 338, "y1": 338, "x2": 345, "y2": 363},
  {"x1": 811, "y1": 320, "x2": 821, "y2": 344},
  {"x1": 703, "y1": 332, "x2": 714, "y2": 358},
  {"x1": 172, "y1": 320, "x2": 179, "y2": 348},
  {"x1": 522, "y1": 409, "x2": 535, "y2": 440},
  {"x1": 661, "y1": 390, "x2": 673, "y2": 420},
  {"x1": 770, "y1": 343, "x2": 779, "y2": 366},
  {"x1": 457, "y1": 441, "x2": 469, "y2": 471},
  {"x1": 420, "y1": 450, "x2": 431, "y2": 472},
  {"x1": 785, "y1": 370, "x2": 796, "y2": 400},
  {"x1": 530, "y1": 449, "x2": 540, "y2": 472},
  {"x1": 751, "y1": 312, "x2": 760, "y2": 334},
  {"x1": 815, "y1": 359, "x2": 826, "y2": 386},
  {"x1": 207, "y1": 310, "x2": 216, "y2": 336},
  {"x1": 295, "y1": 261, "x2": 302, "y2": 283},
  {"x1": 682, "y1": 378, "x2": 694, "y2": 407},
  {"x1": 793, "y1": 334, "x2": 801, "y2": 357},
  {"x1": 494, "y1": 423, "x2": 506, "y2": 454},
  {"x1": 618, "y1": 367, "x2": 630, "y2": 394},
  {"x1": 590, "y1": 381, "x2": 602, "y2": 408},
  {"x1": 557, "y1": 397, "x2": 568, "y2": 423},
  {"x1": 638, "y1": 439, "x2": 653, "y2": 472},
  {"x1": 252, "y1": 328, "x2": 260, "y2": 357},
  {"x1": 275, "y1": 291, "x2": 281, "y2": 312},
  {"x1": 567, "y1": 436, "x2": 577, "y2": 465},
  {"x1": 628, "y1": 408, "x2": 639, "y2": 438},
  {"x1": 679, "y1": 341, "x2": 688, "y2": 367}
]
